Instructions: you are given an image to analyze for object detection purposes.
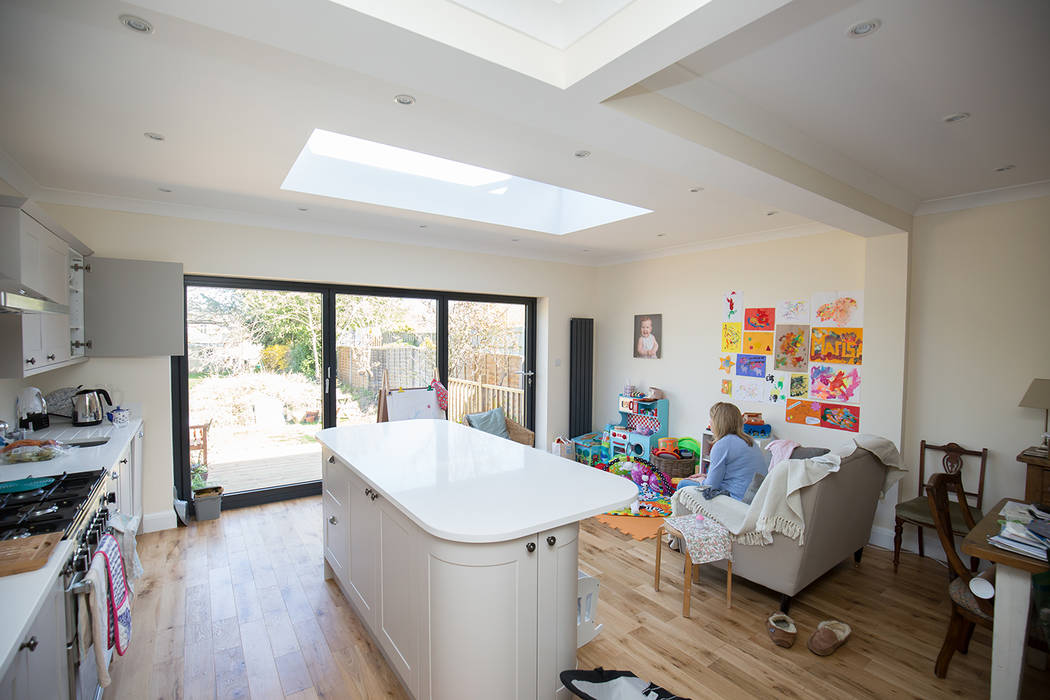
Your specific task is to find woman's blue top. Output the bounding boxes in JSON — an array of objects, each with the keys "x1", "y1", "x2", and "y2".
[{"x1": 700, "y1": 433, "x2": 768, "y2": 500}]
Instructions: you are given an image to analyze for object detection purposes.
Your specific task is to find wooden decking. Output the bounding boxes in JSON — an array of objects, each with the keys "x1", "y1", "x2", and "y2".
[{"x1": 208, "y1": 452, "x2": 321, "y2": 494}]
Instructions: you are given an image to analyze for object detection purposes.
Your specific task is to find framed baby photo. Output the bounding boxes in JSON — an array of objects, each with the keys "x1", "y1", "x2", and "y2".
[{"x1": 633, "y1": 314, "x2": 662, "y2": 359}]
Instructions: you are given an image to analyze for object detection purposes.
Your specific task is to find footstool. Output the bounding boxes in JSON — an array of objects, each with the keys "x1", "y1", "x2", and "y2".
[{"x1": 655, "y1": 515, "x2": 733, "y2": 616}]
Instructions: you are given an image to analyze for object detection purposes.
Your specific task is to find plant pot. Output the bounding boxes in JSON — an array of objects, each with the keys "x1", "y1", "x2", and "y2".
[{"x1": 193, "y1": 485, "x2": 223, "y2": 521}]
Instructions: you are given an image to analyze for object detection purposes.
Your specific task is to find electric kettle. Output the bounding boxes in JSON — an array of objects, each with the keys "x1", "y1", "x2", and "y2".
[{"x1": 72, "y1": 388, "x2": 112, "y2": 427}]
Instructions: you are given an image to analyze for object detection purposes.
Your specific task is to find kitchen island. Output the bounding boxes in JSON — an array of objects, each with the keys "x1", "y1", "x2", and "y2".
[{"x1": 316, "y1": 419, "x2": 636, "y2": 700}]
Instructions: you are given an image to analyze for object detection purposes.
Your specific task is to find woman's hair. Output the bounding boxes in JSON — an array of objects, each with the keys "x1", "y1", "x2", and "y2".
[{"x1": 709, "y1": 402, "x2": 754, "y2": 446}]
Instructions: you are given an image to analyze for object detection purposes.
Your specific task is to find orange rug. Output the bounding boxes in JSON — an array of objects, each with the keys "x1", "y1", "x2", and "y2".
[{"x1": 594, "y1": 514, "x2": 664, "y2": 541}]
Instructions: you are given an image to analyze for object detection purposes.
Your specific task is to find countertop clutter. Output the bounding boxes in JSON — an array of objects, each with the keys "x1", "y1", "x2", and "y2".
[{"x1": 0, "y1": 416, "x2": 142, "y2": 685}]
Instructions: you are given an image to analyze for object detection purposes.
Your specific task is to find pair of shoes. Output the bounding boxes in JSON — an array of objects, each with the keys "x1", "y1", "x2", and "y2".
[
  {"x1": 766, "y1": 613, "x2": 852, "y2": 656},
  {"x1": 667, "y1": 535, "x2": 680, "y2": 551}
]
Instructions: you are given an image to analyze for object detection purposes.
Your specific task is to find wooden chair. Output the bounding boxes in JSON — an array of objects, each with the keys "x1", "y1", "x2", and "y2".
[
  {"x1": 894, "y1": 441, "x2": 987, "y2": 573},
  {"x1": 188, "y1": 420, "x2": 211, "y2": 466},
  {"x1": 927, "y1": 472, "x2": 993, "y2": 678},
  {"x1": 505, "y1": 417, "x2": 535, "y2": 447}
]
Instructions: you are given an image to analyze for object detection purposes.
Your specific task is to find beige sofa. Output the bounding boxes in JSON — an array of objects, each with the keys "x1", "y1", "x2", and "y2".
[{"x1": 672, "y1": 446, "x2": 888, "y2": 612}]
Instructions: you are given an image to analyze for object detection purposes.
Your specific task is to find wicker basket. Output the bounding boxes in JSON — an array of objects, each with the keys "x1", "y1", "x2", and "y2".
[{"x1": 651, "y1": 453, "x2": 698, "y2": 479}]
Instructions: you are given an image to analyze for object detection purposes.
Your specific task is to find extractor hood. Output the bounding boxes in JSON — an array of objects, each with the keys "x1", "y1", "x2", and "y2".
[{"x1": 0, "y1": 289, "x2": 69, "y2": 314}]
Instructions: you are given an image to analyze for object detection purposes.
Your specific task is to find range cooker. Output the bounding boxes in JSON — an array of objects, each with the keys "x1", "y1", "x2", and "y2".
[{"x1": 0, "y1": 469, "x2": 114, "y2": 700}]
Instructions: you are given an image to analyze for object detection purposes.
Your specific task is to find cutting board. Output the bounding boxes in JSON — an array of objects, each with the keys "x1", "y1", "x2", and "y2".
[{"x1": 0, "y1": 532, "x2": 63, "y2": 576}]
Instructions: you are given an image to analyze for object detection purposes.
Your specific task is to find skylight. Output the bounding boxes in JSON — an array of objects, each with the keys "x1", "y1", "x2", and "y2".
[{"x1": 282, "y1": 129, "x2": 651, "y2": 235}]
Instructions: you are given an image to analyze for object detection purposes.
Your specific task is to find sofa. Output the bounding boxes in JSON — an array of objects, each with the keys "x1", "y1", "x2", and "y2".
[{"x1": 671, "y1": 443, "x2": 892, "y2": 612}]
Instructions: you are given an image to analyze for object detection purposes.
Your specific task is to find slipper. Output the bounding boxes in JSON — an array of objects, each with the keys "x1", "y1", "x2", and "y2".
[
  {"x1": 807, "y1": 620, "x2": 851, "y2": 656},
  {"x1": 767, "y1": 612, "x2": 797, "y2": 648}
]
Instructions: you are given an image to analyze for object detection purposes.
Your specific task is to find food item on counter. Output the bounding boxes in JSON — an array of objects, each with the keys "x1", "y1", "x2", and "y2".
[{"x1": 1, "y1": 439, "x2": 66, "y2": 463}]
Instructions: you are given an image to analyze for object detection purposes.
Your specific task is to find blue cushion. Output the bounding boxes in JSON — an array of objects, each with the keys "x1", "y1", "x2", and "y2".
[{"x1": 466, "y1": 407, "x2": 510, "y2": 439}]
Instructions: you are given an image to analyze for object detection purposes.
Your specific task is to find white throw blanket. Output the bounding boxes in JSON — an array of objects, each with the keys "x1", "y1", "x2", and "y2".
[{"x1": 673, "y1": 434, "x2": 906, "y2": 546}]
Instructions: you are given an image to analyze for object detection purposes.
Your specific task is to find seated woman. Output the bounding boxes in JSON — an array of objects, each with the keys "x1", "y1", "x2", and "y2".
[{"x1": 679, "y1": 402, "x2": 767, "y2": 501}]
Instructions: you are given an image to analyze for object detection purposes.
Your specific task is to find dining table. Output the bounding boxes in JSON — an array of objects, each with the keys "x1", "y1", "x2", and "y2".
[{"x1": 961, "y1": 498, "x2": 1049, "y2": 699}]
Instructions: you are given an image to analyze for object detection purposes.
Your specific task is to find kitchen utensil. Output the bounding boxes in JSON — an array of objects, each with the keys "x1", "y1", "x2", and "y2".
[
  {"x1": 0, "y1": 532, "x2": 63, "y2": 576},
  {"x1": 15, "y1": 387, "x2": 49, "y2": 430},
  {"x1": 72, "y1": 388, "x2": 112, "y2": 427},
  {"x1": 67, "y1": 438, "x2": 110, "y2": 448},
  {"x1": 0, "y1": 477, "x2": 56, "y2": 494}
]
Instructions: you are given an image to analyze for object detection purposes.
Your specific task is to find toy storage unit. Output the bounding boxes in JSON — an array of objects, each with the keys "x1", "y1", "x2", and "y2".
[{"x1": 607, "y1": 396, "x2": 669, "y2": 461}]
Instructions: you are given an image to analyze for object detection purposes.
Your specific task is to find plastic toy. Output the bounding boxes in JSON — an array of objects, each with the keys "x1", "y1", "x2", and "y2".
[
  {"x1": 677, "y1": 437, "x2": 702, "y2": 456},
  {"x1": 743, "y1": 422, "x2": 772, "y2": 439},
  {"x1": 572, "y1": 392, "x2": 670, "y2": 463}
]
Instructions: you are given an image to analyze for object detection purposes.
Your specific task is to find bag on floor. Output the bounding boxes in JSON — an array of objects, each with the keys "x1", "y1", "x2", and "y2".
[{"x1": 561, "y1": 668, "x2": 690, "y2": 700}]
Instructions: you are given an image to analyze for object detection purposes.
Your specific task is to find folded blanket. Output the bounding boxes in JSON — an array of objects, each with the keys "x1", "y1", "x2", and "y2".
[{"x1": 672, "y1": 434, "x2": 906, "y2": 546}]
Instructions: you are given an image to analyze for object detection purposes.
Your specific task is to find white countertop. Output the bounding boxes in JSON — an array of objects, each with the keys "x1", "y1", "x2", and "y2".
[
  {"x1": 0, "y1": 417, "x2": 142, "y2": 678},
  {"x1": 316, "y1": 420, "x2": 637, "y2": 543}
]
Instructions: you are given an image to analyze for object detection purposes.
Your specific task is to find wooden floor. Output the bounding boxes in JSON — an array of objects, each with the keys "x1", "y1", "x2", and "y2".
[{"x1": 109, "y1": 497, "x2": 1049, "y2": 699}]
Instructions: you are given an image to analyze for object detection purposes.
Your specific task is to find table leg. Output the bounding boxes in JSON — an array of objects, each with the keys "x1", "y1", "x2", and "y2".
[
  {"x1": 683, "y1": 548, "x2": 692, "y2": 618},
  {"x1": 654, "y1": 526, "x2": 663, "y2": 591},
  {"x1": 990, "y1": 565, "x2": 1032, "y2": 700},
  {"x1": 726, "y1": 560, "x2": 732, "y2": 609}
]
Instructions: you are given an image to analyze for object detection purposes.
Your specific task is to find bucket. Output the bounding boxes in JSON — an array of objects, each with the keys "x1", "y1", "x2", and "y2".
[{"x1": 193, "y1": 486, "x2": 223, "y2": 521}]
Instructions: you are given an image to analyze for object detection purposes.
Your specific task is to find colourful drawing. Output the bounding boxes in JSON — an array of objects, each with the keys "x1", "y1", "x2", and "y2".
[
  {"x1": 810, "y1": 327, "x2": 863, "y2": 365},
  {"x1": 812, "y1": 291, "x2": 863, "y2": 327},
  {"x1": 724, "y1": 291, "x2": 740, "y2": 321},
  {"x1": 721, "y1": 322, "x2": 742, "y2": 352},
  {"x1": 789, "y1": 373, "x2": 808, "y2": 398},
  {"x1": 718, "y1": 355, "x2": 735, "y2": 374},
  {"x1": 819, "y1": 402, "x2": 860, "y2": 432},
  {"x1": 744, "y1": 307, "x2": 775, "y2": 331},
  {"x1": 720, "y1": 379, "x2": 733, "y2": 396},
  {"x1": 786, "y1": 399, "x2": 821, "y2": 426},
  {"x1": 736, "y1": 354, "x2": 766, "y2": 378},
  {"x1": 778, "y1": 300, "x2": 809, "y2": 324},
  {"x1": 766, "y1": 372, "x2": 788, "y2": 404},
  {"x1": 734, "y1": 377, "x2": 766, "y2": 403},
  {"x1": 742, "y1": 331, "x2": 775, "y2": 355},
  {"x1": 773, "y1": 324, "x2": 809, "y2": 371},
  {"x1": 810, "y1": 364, "x2": 861, "y2": 402}
]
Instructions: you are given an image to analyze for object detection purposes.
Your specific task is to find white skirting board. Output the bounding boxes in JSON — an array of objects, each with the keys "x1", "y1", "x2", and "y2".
[{"x1": 142, "y1": 509, "x2": 178, "y2": 533}]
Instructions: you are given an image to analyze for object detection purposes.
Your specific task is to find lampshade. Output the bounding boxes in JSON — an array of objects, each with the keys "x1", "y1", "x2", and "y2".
[{"x1": 1019, "y1": 378, "x2": 1050, "y2": 409}]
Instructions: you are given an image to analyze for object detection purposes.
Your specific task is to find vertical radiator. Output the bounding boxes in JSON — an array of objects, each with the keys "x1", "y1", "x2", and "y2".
[{"x1": 569, "y1": 318, "x2": 594, "y2": 438}]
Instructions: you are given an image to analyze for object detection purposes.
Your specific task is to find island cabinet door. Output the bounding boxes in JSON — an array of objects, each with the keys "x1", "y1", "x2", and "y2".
[
  {"x1": 322, "y1": 455, "x2": 350, "y2": 585},
  {"x1": 376, "y1": 498, "x2": 421, "y2": 697},
  {"x1": 346, "y1": 471, "x2": 380, "y2": 626},
  {"x1": 422, "y1": 534, "x2": 539, "y2": 700},
  {"x1": 536, "y1": 522, "x2": 580, "y2": 700}
]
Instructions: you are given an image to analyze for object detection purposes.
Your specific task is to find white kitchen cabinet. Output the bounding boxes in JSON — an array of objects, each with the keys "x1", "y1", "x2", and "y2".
[
  {"x1": 322, "y1": 451, "x2": 349, "y2": 585},
  {"x1": 0, "y1": 575, "x2": 69, "y2": 700},
  {"x1": 109, "y1": 427, "x2": 143, "y2": 522},
  {"x1": 346, "y1": 470, "x2": 380, "y2": 626},
  {"x1": 0, "y1": 208, "x2": 69, "y2": 305}
]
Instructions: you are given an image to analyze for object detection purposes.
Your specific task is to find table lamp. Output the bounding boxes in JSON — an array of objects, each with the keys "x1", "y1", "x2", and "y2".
[{"x1": 1019, "y1": 378, "x2": 1050, "y2": 445}]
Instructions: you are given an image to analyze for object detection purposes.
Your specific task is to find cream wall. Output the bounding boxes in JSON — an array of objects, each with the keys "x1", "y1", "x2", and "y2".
[
  {"x1": 900, "y1": 194, "x2": 1050, "y2": 553},
  {"x1": 3, "y1": 202, "x2": 598, "y2": 527}
]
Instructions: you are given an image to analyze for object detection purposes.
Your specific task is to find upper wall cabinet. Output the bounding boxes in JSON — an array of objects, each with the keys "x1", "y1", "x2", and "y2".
[
  {"x1": 0, "y1": 207, "x2": 71, "y2": 305},
  {"x1": 84, "y1": 257, "x2": 185, "y2": 357}
]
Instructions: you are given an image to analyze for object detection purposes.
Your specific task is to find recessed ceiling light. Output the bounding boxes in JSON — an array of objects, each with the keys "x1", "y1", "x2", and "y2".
[
  {"x1": 689, "y1": 186, "x2": 703, "y2": 193},
  {"x1": 512, "y1": 238, "x2": 520, "y2": 242},
  {"x1": 573, "y1": 150, "x2": 591, "y2": 159},
  {"x1": 297, "y1": 207, "x2": 308, "y2": 211},
  {"x1": 144, "y1": 132, "x2": 165, "y2": 141},
  {"x1": 994, "y1": 164, "x2": 1016, "y2": 172},
  {"x1": 394, "y1": 94, "x2": 415, "y2": 105},
  {"x1": 583, "y1": 249, "x2": 591, "y2": 252},
  {"x1": 942, "y1": 112, "x2": 970, "y2": 124},
  {"x1": 119, "y1": 14, "x2": 153, "y2": 33},
  {"x1": 157, "y1": 187, "x2": 172, "y2": 193},
  {"x1": 656, "y1": 233, "x2": 665, "y2": 237},
  {"x1": 766, "y1": 210, "x2": 778, "y2": 216},
  {"x1": 419, "y1": 224, "x2": 427, "y2": 228},
  {"x1": 846, "y1": 19, "x2": 881, "y2": 38}
]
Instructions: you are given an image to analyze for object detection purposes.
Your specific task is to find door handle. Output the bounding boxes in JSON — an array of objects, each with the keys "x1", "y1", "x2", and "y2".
[
  {"x1": 547, "y1": 536, "x2": 557, "y2": 547},
  {"x1": 47, "y1": 354, "x2": 55, "y2": 361},
  {"x1": 328, "y1": 455, "x2": 335, "y2": 463},
  {"x1": 120, "y1": 458, "x2": 128, "y2": 464},
  {"x1": 328, "y1": 516, "x2": 337, "y2": 525},
  {"x1": 364, "y1": 487, "x2": 373, "y2": 498},
  {"x1": 25, "y1": 357, "x2": 35, "y2": 365},
  {"x1": 526, "y1": 542, "x2": 536, "y2": 553},
  {"x1": 111, "y1": 471, "x2": 119, "y2": 480},
  {"x1": 19, "y1": 637, "x2": 38, "y2": 652}
]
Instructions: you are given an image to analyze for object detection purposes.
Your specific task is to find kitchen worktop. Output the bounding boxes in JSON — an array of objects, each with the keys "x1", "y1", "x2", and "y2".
[
  {"x1": 0, "y1": 416, "x2": 142, "y2": 681},
  {"x1": 316, "y1": 419, "x2": 637, "y2": 543}
]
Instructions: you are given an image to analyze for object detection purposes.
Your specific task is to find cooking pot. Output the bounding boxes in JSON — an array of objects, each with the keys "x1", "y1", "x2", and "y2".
[{"x1": 71, "y1": 388, "x2": 112, "y2": 427}]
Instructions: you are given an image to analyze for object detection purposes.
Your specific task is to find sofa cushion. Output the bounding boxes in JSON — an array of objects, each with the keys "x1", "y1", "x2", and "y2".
[
  {"x1": 742, "y1": 472, "x2": 765, "y2": 505},
  {"x1": 896, "y1": 496, "x2": 982, "y2": 532},
  {"x1": 790, "y1": 446, "x2": 831, "y2": 460},
  {"x1": 465, "y1": 406, "x2": 509, "y2": 439}
]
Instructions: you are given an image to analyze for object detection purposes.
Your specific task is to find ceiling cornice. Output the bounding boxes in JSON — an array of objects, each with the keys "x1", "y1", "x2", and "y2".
[{"x1": 914, "y1": 180, "x2": 1050, "y2": 217}]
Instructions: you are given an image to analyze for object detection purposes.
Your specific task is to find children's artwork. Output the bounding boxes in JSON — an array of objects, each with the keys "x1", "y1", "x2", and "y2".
[
  {"x1": 742, "y1": 331, "x2": 775, "y2": 355},
  {"x1": 786, "y1": 399, "x2": 821, "y2": 426},
  {"x1": 733, "y1": 377, "x2": 766, "y2": 403},
  {"x1": 789, "y1": 373, "x2": 809, "y2": 398},
  {"x1": 809, "y1": 364, "x2": 862, "y2": 402},
  {"x1": 778, "y1": 299, "x2": 809, "y2": 324},
  {"x1": 812, "y1": 291, "x2": 863, "y2": 327},
  {"x1": 819, "y1": 402, "x2": 861, "y2": 432},
  {"x1": 720, "y1": 379, "x2": 733, "y2": 396},
  {"x1": 773, "y1": 324, "x2": 810, "y2": 371},
  {"x1": 718, "y1": 355, "x2": 735, "y2": 374},
  {"x1": 744, "y1": 307, "x2": 775, "y2": 331},
  {"x1": 736, "y1": 354, "x2": 766, "y2": 378},
  {"x1": 723, "y1": 291, "x2": 740, "y2": 321},
  {"x1": 766, "y1": 372, "x2": 789, "y2": 404},
  {"x1": 810, "y1": 327, "x2": 863, "y2": 365},
  {"x1": 720, "y1": 322, "x2": 742, "y2": 352},
  {"x1": 634, "y1": 314, "x2": 662, "y2": 359}
]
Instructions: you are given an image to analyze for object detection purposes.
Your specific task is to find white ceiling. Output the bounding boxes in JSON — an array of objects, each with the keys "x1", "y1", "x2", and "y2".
[
  {"x1": 449, "y1": 0, "x2": 635, "y2": 50},
  {"x1": 0, "y1": 0, "x2": 1044, "y2": 266},
  {"x1": 662, "y1": 0, "x2": 1050, "y2": 202}
]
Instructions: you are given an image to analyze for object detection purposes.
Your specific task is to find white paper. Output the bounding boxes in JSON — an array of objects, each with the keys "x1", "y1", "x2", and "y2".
[
  {"x1": 733, "y1": 377, "x2": 767, "y2": 403},
  {"x1": 777, "y1": 299, "x2": 809, "y2": 324},
  {"x1": 999, "y1": 501, "x2": 1032, "y2": 523},
  {"x1": 723, "y1": 290, "x2": 742, "y2": 322}
]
